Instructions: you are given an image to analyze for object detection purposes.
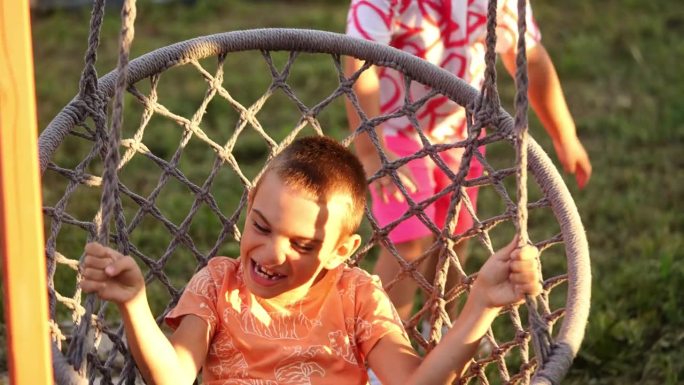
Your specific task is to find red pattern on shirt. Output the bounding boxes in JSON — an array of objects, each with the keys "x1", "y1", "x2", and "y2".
[{"x1": 347, "y1": 0, "x2": 540, "y2": 140}]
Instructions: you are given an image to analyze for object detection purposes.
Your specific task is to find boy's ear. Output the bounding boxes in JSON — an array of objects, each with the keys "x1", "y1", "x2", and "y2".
[{"x1": 324, "y1": 233, "x2": 362, "y2": 269}]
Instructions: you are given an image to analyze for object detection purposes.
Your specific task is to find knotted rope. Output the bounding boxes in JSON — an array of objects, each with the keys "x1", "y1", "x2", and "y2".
[
  {"x1": 512, "y1": 0, "x2": 554, "y2": 374},
  {"x1": 50, "y1": 0, "x2": 108, "y2": 383},
  {"x1": 478, "y1": 1, "x2": 554, "y2": 382},
  {"x1": 57, "y1": 0, "x2": 137, "y2": 383}
]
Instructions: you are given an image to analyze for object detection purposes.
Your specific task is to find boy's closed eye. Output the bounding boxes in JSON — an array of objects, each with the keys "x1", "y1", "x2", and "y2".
[
  {"x1": 252, "y1": 218, "x2": 318, "y2": 254},
  {"x1": 252, "y1": 220, "x2": 270, "y2": 234},
  {"x1": 291, "y1": 241, "x2": 316, "y2": 254}
]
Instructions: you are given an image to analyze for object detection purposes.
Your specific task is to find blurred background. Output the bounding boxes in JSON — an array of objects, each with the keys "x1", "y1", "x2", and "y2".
[{"x1": 3, "y1": 0, "x2": 683, "y2": 384}]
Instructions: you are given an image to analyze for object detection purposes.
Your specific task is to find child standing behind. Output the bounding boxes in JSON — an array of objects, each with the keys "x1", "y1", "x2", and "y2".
[
  {"x1": 344, "y1": 0, "x2": 591, "y2": 323},
  {"x1": 81, "y1": 136, "x2": 542, "y2": 385}
]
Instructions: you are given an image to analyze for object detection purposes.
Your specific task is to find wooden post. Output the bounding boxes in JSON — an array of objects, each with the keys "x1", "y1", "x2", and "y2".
[{"x1": 0, "y1": 0, "x2": 54, "y2": 384}]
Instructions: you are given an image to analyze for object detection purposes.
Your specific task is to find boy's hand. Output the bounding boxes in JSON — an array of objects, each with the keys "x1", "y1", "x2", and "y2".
[
  {"x1": 472, "y1": 238, "x2": 543, "y2": 309},
  {"x1": 80, "y1": 242, "x2": 145, "y2": 306}
]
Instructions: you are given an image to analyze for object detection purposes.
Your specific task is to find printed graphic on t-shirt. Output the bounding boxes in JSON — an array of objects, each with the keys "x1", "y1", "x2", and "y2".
[
  {"x1": 347, "y1": 0, "x2": 540, "y2": 141},
  {"x1": 166, "y1": 258, "x2": 406, "y2": 384}
]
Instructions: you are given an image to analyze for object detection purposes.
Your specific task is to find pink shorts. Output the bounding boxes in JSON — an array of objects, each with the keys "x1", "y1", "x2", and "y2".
[{"x1": 370, "y1": 134, "x2": 485, "y2": 244}]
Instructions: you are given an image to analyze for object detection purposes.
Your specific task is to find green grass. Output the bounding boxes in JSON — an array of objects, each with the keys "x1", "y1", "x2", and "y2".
[{"x1": 8, "y1": 0, "x2": 683, "y2": 383}]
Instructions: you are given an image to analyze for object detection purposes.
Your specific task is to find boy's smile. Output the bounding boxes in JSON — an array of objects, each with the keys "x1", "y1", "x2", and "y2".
[{"x1": 240, "y1": 172, "x2": 360, "y2": 301}]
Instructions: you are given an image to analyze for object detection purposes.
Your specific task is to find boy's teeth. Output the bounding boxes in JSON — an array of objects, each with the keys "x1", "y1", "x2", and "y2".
[{"x1": 255, "y1": 262, "x2": 282, "y2": 280}]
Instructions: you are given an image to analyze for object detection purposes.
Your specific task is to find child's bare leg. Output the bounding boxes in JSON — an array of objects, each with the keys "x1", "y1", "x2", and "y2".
[
  {"x1": 445, "y1": 240, "x2": 469, "y2": 319},
  {"x1": 422, "y1": 239, "x2": 470, "y2": 322},
  {"x1": 373, "y1": 236, "x2": 435, "y2": 320}
]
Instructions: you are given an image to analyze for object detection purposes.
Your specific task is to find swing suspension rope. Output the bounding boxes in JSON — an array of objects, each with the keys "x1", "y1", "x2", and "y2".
[{"x1": 42, "y1": 0, "x2": 590, "y2": 384}]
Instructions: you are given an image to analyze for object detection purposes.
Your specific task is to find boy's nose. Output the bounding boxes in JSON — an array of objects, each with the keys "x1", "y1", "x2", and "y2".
[{"x1": 260, "y1": 239, "x2": 288, "y2": 267}]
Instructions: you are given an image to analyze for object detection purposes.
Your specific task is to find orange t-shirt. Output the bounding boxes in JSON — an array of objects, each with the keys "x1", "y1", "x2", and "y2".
[{"x1": 166, "y1": 257, "x2": 407, "y2": 385}]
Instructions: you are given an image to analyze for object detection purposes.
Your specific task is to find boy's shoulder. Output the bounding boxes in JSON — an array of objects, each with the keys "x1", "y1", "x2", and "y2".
[
  {"x1": 200, "y1": 256, "x2": 240, "y2": 280},
  {"x1": 337, "y1": 264, "x2": 384, "y2": 290},
  {"x1": 205, "y1": 256, "x2": 239, "y2": 269}
]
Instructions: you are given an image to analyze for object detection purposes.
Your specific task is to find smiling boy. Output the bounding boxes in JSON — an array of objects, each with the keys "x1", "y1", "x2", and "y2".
[{"x1": 81, "y1": 136, "x2": 542, "y2": 385}]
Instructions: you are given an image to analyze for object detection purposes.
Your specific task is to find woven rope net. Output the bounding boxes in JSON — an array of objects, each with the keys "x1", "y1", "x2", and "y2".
[{"x1": 40, "y1": 27, "x2": 590, "y2": 385}]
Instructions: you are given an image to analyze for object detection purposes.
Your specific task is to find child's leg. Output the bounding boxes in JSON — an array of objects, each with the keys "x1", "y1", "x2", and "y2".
[
  {"x1": 370, "y1": 134, "x2": 438, "y2": 320},
  {"x1": 373, "y1": 235, "x2": 435, "y2": 320},
  {"x1": 432, "y1": 145, "x2": 485, "y2": 319},
  {"x1": 420, "y1": 238, "x2": 469, "y2": 323}
]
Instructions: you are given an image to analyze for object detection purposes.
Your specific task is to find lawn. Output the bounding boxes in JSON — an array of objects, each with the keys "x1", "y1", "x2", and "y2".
[{"x1": 4, "y1": 0, "x2": 683, "y2": 383}]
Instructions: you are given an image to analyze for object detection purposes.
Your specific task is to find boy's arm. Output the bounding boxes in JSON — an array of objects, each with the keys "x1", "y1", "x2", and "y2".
[
  {"x1": 366, "y1": 300, "x2": 498, "y2": 385},
  {"x1": 81, "y1": 243, "x2": 209, "y2": 384},
  {"x1": 366, "y1": 332, "x2": 422, "y2": 384},
  {"x1": 501, "y1": 44, "x2": 592, "y2": 189},
  {"x1": 367, "y1": 239, "x2": 542, "y2": 385},
  {"x1": 405, "y1": 296, "x2": 500, "y2": 384},
  {"x1": 118, "y1": 294, "x2": 210, "y2": 384}
]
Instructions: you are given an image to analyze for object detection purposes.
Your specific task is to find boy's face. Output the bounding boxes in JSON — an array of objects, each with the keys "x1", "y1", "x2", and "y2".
[{"x1": 240, "y1": 172, "x2": 360, "y2": 300}]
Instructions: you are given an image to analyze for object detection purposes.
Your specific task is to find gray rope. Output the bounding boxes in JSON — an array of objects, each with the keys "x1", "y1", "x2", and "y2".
[
  {"x1": 532, "y1": 342, "x2": 575, "y2": 385},
  {"x1": 99, "y1": 0, "x2": 136, "y2": 245},
  {"x1": 513, "y1": 0, "x2": 531, "y2": 250},
  {"x1": 52, "y1": 342, "x2": 86, "y2": 385},
  {"x1": 510, "y1": 0, "x2": 554, "y2": 374},
  {"x1": 479, "y1": 2, "x2": 550, "y2": 380},
  {"x1": 65, "y1": 0, "x2": 137, "y2": 380},
  {"x1": 78, "y1": 0, "x2": 106, "y2": 102},
  {"x1": 54, "y1": 0, "x2": 108, "y2": 383},
  {"x1": 479, "y1": 0, "x2": 501, "y2": 115}
]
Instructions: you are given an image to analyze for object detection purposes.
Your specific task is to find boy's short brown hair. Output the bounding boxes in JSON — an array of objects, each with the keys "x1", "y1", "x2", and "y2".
[{"x1": 253, "y1": 136, "x2": 368, "y2": 237}]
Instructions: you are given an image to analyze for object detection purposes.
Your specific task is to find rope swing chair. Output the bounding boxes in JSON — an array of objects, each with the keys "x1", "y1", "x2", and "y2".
[{"x1": 41, "y1": 0, "x2": 590, "y2": 384}]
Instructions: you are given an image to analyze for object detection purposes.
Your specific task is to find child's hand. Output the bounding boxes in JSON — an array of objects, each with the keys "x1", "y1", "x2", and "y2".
[
  {"x1": 472, "y1": 237, "x2": 542, "y2": 309},
  {"x1": 80, "y1": 242, "x2": 145, "y2": 306},
  {"x1": 553, "y1": 135, "x2": 592, "y2": 189},
  {"x1": 359, "y1": 148, "x2": 418, "y2": 204}
]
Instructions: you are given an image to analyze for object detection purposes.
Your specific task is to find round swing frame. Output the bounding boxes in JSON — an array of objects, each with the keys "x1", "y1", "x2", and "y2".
[{"x1": 40, "y1": 29, "x2": 590, "y2": 385}]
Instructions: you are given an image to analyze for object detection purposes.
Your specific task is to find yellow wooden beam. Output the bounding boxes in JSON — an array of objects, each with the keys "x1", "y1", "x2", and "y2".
[{"x1": 0, "y1": 0, "x2": 54, "y2": 384}]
